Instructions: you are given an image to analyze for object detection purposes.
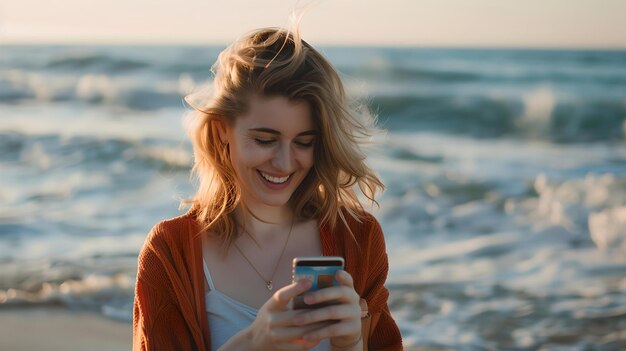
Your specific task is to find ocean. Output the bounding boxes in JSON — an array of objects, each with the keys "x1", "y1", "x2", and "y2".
[{"x1": 1, "y1": 44, "x2": 625, "y2": 350}]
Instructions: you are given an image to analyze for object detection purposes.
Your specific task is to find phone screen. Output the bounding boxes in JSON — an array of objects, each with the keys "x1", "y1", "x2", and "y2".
[{"x1": 292, "y1": 257, "x2": 344, "y2": 309}]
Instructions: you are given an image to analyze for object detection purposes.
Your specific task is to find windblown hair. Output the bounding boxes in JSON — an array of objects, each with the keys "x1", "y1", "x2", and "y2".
[{"x1": 183, "y1": 27, "x2": 384, "y2": 250}]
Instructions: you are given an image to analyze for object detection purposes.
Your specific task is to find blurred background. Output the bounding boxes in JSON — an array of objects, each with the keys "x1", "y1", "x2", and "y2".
[{"x1": 1, "y1": 1, "x2": 626, "y2": 350}]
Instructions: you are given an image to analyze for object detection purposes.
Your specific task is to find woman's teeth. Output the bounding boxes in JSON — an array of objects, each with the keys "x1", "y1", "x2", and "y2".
[{"x1": 260, "y1": 172, "x2": 290, "y2": 184}]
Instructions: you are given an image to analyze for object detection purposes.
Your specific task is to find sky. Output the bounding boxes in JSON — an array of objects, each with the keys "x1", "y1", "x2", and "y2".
[{"x1": 1, "y1": 0, "x2": 625, "y2": 48}]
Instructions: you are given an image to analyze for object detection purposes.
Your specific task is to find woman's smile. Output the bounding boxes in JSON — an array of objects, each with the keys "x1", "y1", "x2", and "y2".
[{"x1": 259, "y1": 170, "x2": 290, "y2": 183}]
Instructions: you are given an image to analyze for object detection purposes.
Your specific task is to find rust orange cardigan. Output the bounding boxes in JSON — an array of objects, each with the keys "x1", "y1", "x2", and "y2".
[{"x1": 133, "y1": 210, "x2": 403, "y2": 350}]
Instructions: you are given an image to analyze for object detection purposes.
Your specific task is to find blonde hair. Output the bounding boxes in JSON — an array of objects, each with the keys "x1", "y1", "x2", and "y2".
[{"x1": 183, "y1": 27, "x2": 384, "y2": 250}]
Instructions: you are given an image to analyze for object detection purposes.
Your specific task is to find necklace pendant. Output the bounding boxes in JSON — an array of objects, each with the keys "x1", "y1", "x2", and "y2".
[{"x1": 266, "y1": 281, "x2": 273, "y2": 291}]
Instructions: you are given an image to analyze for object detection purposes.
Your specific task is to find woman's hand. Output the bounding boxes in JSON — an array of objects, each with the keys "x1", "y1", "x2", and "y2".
[
  {"x1": 242, "y1": 279, "x2": 333, "y2": 351},
  {"x1": 292, "y1": 270, "x2": 363, "y2": 350}
]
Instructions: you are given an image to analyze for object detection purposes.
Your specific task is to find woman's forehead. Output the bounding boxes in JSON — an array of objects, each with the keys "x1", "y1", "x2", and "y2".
[{"x1": 235, "y1": 95, "x2": 315, "y2": 133}]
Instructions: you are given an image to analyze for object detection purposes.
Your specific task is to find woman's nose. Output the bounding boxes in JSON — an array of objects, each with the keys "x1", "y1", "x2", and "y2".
[{"x1": 271, "y1": 143, "x2": 294, "y2": 172}]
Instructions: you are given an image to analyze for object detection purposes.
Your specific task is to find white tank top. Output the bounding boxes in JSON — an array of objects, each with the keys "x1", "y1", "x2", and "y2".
[{"x1": 202, "y1": 259, "x2": 330, "y2": 351}]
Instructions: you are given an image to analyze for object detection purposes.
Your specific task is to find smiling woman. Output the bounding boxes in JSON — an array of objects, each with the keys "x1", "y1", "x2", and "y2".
[
  {"x1": 132, "y1": 26, "x2": 402, "y2": 351},
  {"x1": 215, "y1": 95, "x2": 316, "y2": 209}
]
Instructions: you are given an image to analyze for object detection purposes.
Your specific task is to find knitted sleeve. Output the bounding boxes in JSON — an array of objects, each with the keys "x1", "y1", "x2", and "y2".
[
  {"x1": 360, "y1": 215, "x2": 403, "y2": 351},
  {"x1": 132, "y1": 224, "x2": 198, "y2": 351}
]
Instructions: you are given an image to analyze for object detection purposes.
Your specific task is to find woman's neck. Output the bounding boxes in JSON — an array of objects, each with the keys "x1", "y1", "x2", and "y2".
[{"x1": 234, "y1": 205, "x2": 294, "y2": 243}]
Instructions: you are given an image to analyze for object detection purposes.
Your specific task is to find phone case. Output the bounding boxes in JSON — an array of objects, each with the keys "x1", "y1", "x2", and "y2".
[{"x1": 292, "y1": 256, "x2": 344, "y2": 309}]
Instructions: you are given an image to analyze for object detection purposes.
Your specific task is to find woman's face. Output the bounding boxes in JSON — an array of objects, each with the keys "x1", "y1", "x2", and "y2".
[{"x1": 219, "y1": 94, "x2": 316, "y2": 211}]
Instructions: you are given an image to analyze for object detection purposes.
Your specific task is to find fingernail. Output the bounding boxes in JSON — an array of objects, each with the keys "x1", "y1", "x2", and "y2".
[{"x1": 292, "y1": 338, "x2": 308, "y2": 345}]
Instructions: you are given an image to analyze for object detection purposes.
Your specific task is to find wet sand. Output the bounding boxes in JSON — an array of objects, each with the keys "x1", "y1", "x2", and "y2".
[
  {"x1": 0, "y1": 307, "x2": 131, "y2": 351},
  {"x1": 0, "y1": 307, "x2": 426, "y2": 350}
]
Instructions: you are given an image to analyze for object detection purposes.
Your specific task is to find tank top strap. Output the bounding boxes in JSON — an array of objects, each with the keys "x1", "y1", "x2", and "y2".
[{"x1": 202, "y1": 258, "x2": 216, "y2": 291}]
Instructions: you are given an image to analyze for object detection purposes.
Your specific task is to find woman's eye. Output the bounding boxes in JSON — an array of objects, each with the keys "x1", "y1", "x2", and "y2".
[
  {"x1": 254, "y1": 138, "x2": 314, "y2": 147},
  {"x1": 295, "y1": 140, "x2": 315, "y2": 148},
  {"x1": 255, "y1": 138, "x2": 275, "y2": 145}
]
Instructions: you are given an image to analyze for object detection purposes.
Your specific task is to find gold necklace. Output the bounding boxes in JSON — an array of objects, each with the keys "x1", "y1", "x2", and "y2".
[{"x1": 234, "y1": 217, "x2": 294, "y2": 291}]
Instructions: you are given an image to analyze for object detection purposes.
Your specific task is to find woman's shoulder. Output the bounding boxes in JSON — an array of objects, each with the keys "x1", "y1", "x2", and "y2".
[
  {"x1": 136, "y1": 211, "x2": 204, "y2": 287},
  {"x1": 331, "y1": 207, "x2": 385, "y2": 251},
  {"x1": 144, "y1": 210, "x2": 203, "y2": 248},
  {"x1": 338, "y1": 208, "x2": 382, "y2": 236}
]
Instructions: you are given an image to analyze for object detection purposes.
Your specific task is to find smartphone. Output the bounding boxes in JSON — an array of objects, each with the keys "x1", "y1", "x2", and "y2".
[{"x1": 292, "y1": 256, "x2": 345, "y2": 309}]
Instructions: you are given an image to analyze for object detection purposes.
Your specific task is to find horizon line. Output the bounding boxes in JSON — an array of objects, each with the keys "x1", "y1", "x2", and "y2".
[{"x1": 3, "y1": 39, "x2": 626, "y2": 52}]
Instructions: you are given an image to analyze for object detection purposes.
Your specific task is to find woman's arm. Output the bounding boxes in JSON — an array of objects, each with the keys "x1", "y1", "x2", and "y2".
[
  {"x1": 133, "y1": 223, "x2": 204, "y2": 351},
  {"x1": 360, "y1": 217, "x2": 403, "y2": 350},
  {"x1": 133, "y1": 249, "x2": 199, "y2": 350}
]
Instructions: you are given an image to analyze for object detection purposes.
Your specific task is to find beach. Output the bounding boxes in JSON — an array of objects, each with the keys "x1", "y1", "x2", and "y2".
[
  {"x1": 0, "y1": 308, "x2": 436, "y2": 351},
  {"x1": 0, "y1": 307, "x2": 131, "y2": 351},
  {"x1": 1, "y1": 45, "x2": 625, "y2": 350}
]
